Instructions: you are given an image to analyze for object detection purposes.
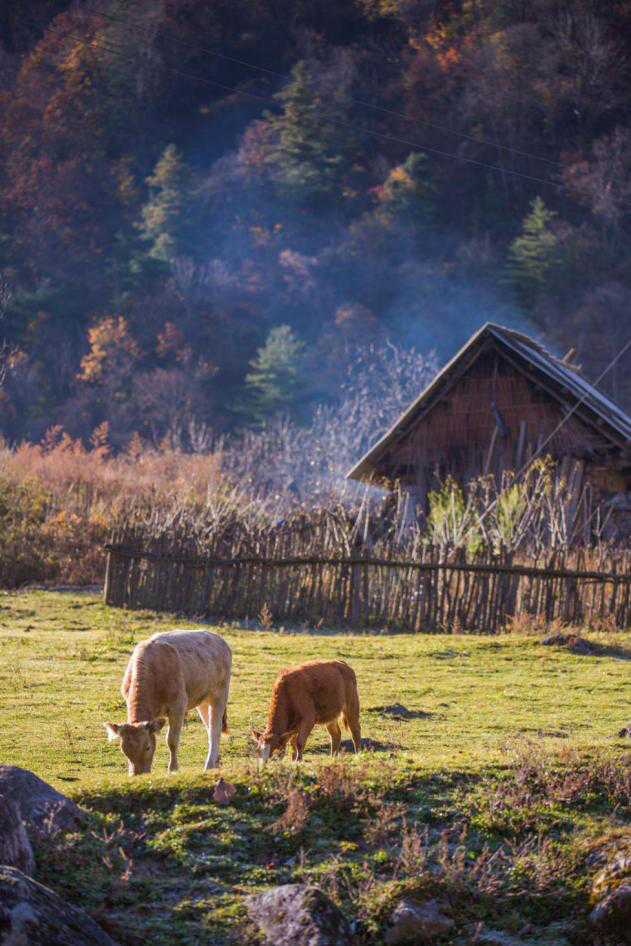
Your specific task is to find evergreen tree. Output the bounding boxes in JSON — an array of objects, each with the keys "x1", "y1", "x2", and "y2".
[
  {"x1": 508, "y1": 197, "x2": 560, "y2": 310},
  {"x1": 244, "y1": 325, "x2": 305, "y2": 424},
  {"x1": 264, "y1": 60, "x2": 362, "y2": 204},
  {"x1": 138, "y1": 144, "x2": 192, "y2": 262}
]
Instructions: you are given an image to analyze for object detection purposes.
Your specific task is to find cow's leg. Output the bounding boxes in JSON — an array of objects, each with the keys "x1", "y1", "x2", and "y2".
[
  {"x1": 346, "y1": 712, "x2": 362, "y2": 754},
  {"x1": 326, "y1": 720, "x2": 342, "y2": 756},
  {"x1": 205, "y1": 697, "x2": 226, "y2": 769},
  {"x1": 343, "y1": 689, "x2": 362, "y2": 753},
  {"x1": 289, "y1": 734, "x2": 299, "y2": 762},
  {"x1": 196, "y1": 700, "x2": 212, "y2": 768},
  {"x1": 166, "y1": 705, "x2": 186, "y2": 773},
  {"x1": 293, "y1": 712, "x2": 315, "y2": 761}
]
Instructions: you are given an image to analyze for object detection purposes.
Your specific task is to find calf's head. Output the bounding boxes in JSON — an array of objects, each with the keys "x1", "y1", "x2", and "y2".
[
  {"x1": 104, "y1": 719, "x2": 165, "y2": 775},
  {"x1": 251, "y1": 729, "x2": 291, "y2": 764}
]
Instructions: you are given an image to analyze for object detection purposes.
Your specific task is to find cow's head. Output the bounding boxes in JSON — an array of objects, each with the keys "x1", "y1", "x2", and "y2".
[
  {"x1": 104, "y1": 719, "x2": 166, "y2": 775},
  {"x1": 250, "y1": 729, "x2": 291, "y2": 764}
]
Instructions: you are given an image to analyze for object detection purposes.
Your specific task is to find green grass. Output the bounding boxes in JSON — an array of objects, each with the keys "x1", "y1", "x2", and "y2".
[{"x1": 0, "y1": 590, "x2": 629, "y2": 945}]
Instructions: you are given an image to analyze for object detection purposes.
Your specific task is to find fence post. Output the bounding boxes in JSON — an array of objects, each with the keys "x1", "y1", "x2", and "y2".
[
  {"x1": 350, "y1": 561, "x2": 361, "y2": 627},
  {"x1": 103, "y1": 532, "x2": 115, "y2": 605}
]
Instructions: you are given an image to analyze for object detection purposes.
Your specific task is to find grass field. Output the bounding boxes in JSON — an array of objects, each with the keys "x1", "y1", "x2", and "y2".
[{"x1": 0, "y1": 590, "x2": 629, "y2": 945}]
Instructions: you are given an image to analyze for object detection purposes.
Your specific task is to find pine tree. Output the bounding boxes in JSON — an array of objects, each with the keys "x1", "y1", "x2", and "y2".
[
  {"x1": 244, "y1": 325, "x2": 305, "y2": 424},
  {"x1": 508, "y1": 197, "x2": 560, "y2": 310},
  {"x1": 264, "y1": 60, "x2": 361, "y2": 203},
  {"x1": 138, "y1": 144, "x2": 191, "y2": 262}
]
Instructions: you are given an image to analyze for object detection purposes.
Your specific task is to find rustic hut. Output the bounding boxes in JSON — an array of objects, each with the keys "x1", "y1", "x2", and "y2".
[{"x1": 346, "y1": 323, "x2": 631, "y2": 530}]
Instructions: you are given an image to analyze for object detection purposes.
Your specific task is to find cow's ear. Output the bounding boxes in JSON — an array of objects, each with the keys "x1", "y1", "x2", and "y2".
[
  {"x1": 250, "y1": 729, "x2": 262, "y2": 742},
  {"x1": 104, "y1": 722, "x2": 121, "y2": 742},
  {"x1": 145, "y1": 718, "x2": 166, "y2": 733}
]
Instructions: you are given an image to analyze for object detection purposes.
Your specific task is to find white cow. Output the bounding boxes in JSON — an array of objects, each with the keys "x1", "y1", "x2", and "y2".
[{"x1": 104, "y1": 630, "x2": 231, "y2": 775}]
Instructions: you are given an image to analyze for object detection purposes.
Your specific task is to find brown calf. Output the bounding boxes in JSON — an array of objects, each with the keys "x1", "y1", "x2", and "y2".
[{"x1": 252, "y1": 659, "x2": 361, "y2": 763}]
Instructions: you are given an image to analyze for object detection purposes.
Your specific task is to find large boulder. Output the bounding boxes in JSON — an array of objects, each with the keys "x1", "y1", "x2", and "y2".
[
  {"x1": 247, "y1": 884, "x2": 352, "y2": 946},
  {"x1": 384, "y1": 898, "x2": 454, "y2": 944},
  {"x1": 589, "y1": 884, "x2": 631, "y2": 940},
  {"x1": 0, "y1": 866, "x2": 119, "y2": 945},
  {"x1": 0, "y1": 795, "x2": 34, "y2": 875},
  {"x1": 0, "y1": 766, "x2": 84, "y2": 839}
]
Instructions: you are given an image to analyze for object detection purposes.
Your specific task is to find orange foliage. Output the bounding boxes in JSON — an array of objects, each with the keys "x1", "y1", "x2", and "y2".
[
  {"x1": 78, "y1": 317, "x2": 139, "y2": 383},
  {"x1": 0, "y1": 431, "x2": 223, "y2": 586}
]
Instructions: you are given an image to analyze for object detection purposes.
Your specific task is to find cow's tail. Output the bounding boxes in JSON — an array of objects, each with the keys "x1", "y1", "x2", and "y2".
[{"x1": 222, "y1": 706, "x2": 229, "y2": 734}]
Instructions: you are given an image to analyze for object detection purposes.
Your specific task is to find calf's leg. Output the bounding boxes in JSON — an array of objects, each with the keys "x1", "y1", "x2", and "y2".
[
  {"x1": 196, "y1": 701, "x2": 213, "y2": 769},
  {"x1": 166, "y1": 708, "x2": 185, "y2": 773},
  {"x1": 343, "y1": 684, "x2": 362, "y2": 753},
  {"x1": 206, "y1": 697, "x2": 226, "y2": 769},
  {"x1": 294, "y1": 713, "x2": 315, "y2": 761},
  {"x1": 326, "y1": 720, "x2": 342, "y2": 756}
]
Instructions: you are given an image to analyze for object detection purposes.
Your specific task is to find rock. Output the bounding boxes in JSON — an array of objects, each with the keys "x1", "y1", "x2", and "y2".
[
  {"x1": 0, "y1": 865, "x2": 119, "y2": 945},
  {"x1": 591, "y1": 851, "x2": 631, "y2": 900},
  {"x1": 247, "y1": 883, "x2": 351, "y2": 946},
  {"x1": 385, "y1": 898, "x2": 454, "y2": 944},
  {"x1": 465, "y1": 925, "x2": 569, "y2": 946},
  {"x1": 0, "y1": 795, "x2": 34, "y2": 875},
  {"x1": 0, "y1": 766, "x2": 84, "y2": 839},
  {"x1": 589, "y1": 883, "x2": 631, "y2": 939},
  {"x1": 471, "y1": 930, "x2": 528, "y2": 946}
]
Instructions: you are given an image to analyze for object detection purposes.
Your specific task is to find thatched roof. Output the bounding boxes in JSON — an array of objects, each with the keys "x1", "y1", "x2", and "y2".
[{"x1": 347, "y1": 322, "x2": 631, "y2": 484}]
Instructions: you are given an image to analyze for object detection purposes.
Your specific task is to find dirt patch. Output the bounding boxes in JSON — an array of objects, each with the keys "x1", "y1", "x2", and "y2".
[
  {"x1": 371, "y1": 703, "x2": 434, "y2": 721},
  {"x1": 541, "y1": 634, "x2": 631, "y2": 660}
]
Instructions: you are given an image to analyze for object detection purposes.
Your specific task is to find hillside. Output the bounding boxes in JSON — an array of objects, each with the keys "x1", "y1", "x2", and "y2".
[{"x1": 1, "y1": 1, "x2": 631, "y2": 449}]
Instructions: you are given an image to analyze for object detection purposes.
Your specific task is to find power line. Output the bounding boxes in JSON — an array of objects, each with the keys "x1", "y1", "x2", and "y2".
[
  {"x1": 95, "y1": 7, "x2": 563, "y2": 171},
  {"x1": 478, "y1": 336, "x2": 631, "y2": 526},
  {"x1": 23, "y1": 11, "x2": 631, "y2": 212},
  {"x1": 38, "y1": 19, "x2": 566, "y2": 194}
]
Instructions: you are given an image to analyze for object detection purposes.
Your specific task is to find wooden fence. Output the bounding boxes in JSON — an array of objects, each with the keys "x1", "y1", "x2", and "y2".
[{"x1": 103, "y1": 540, "x2": 631, "y2": 633}]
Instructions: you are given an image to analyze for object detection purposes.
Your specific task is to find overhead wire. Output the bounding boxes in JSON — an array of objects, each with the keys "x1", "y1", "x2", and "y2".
[
  {"x1": 95, "y1": 6, "x2": 563, "y2": 170},
  {"x1": 32, "y1": 15, "x2": 570, "y2": 194}
]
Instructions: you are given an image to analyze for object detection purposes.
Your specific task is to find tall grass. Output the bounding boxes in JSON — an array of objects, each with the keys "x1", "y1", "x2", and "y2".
[{"x1": 0, "y1": 426, "x2": 623, "y2": 589}]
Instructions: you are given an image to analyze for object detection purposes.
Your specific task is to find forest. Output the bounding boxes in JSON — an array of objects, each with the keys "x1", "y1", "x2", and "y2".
[{"x1": 1, "y1": 0, "x2": 631, "y2": 452}]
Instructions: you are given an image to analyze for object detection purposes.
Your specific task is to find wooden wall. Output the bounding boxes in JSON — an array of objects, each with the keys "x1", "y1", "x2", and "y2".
[{"x1": 383, "y1": 348, "x2": 615, "y2": 496}]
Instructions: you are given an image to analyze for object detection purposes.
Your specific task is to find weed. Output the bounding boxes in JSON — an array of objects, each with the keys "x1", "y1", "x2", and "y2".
[{"x1": 258, "y1": 602, "x2": 273, "y2": 631}]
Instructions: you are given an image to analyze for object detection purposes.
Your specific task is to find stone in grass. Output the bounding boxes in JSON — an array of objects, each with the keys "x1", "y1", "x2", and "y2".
[
  {"x1": 0, "y1": 865, "x2": 119, "y2": 945},
  {"x1": 385, "y1": 898, "x2": 454, "y2": 944},
  {"x1": 463, "y1": 925, "x2": 571, "y2": 946},
  {"x1": 471, "y1": 930, "x2": 530, "y2": 946},
  {"x1": 0, "y1": 766, "x2": 84, "y2": 839},
  {"x1": 589, "y1": 884, "x2": 631, "y2": 940},
  {"x1": 247, "y1": 883, "x2": 352, "y2": 946},
  {"x1": 0, "y1": 794, "x2": 34, "y2": 875}
]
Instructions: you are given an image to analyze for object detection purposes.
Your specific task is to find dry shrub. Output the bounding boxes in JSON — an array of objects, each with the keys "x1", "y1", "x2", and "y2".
[
  {"x1": 363, "y1": 799, "x2": 407, "y2": 849},
  {"x1": 478, "y1": 739, "x2": 630, "y2": 832},
  {"x1": 316, "y1": 761, "x2": 371, "y2": 804},
  {"x1": 258, "y1": 602, "x2": 273, "y2": 630},
  {"x1": 0, "y1": 432, "x2": 223, "y2": 586},
  {"x1": 272, "y1": 789, "x2": 310, "y2": 834}
]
